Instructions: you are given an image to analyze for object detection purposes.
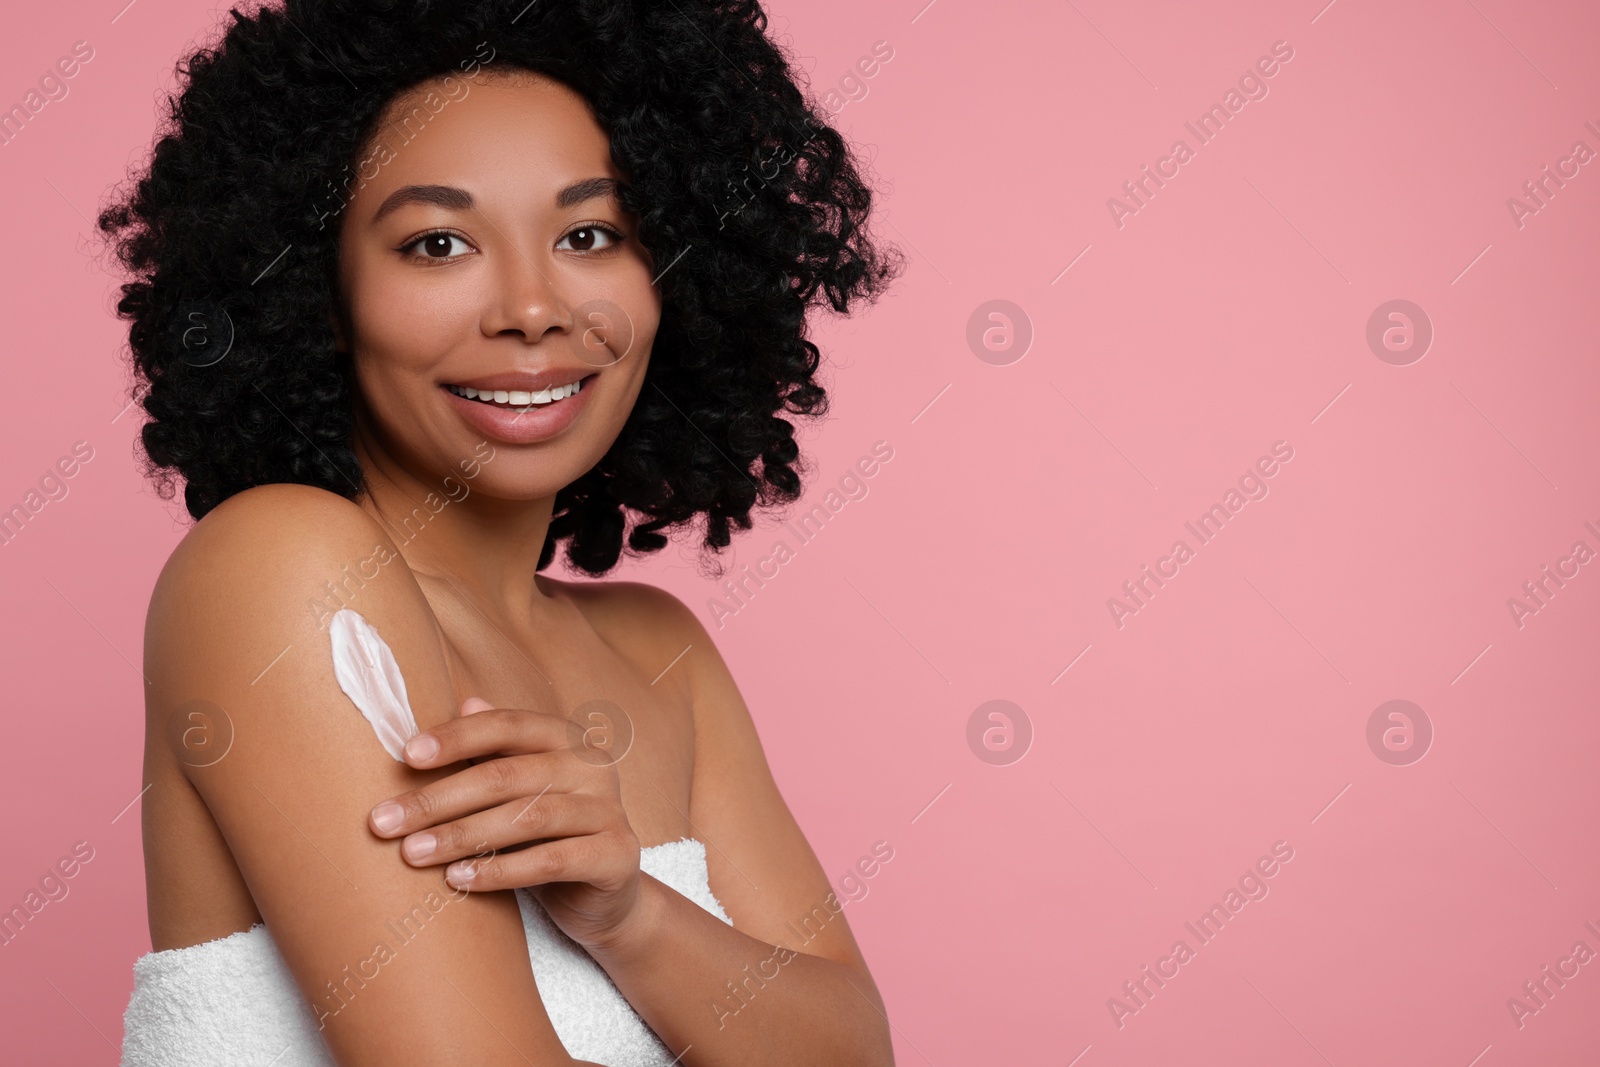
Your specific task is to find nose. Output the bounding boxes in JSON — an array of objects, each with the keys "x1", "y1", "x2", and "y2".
[{"x1": 478, "y1": 249, "x2": 570, "y2": 343}]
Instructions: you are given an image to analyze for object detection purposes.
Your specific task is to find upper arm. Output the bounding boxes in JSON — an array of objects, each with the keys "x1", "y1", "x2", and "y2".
[
  {"x1": 144, "y1": 484, "x2": 574, "y2": 1067},
  {"x1": 645, "y1": 586, "x2": 882, "y2": 998}
]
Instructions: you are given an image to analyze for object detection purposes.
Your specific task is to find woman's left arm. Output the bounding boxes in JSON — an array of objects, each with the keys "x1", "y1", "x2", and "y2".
[
  {"x1": 368, "y1": 589, "x2": 895, "y2": 1067},
  {"x1": 585, "y1": 589, "x2": 895, "y2": 1066}
]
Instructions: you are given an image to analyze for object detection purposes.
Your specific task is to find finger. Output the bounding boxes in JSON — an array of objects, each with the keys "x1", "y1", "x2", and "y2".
[
  {"x1": 370, "y1": 750, "x2": 588, "y2": 838},
  {"x1": 398, "y1": 792, "x2": 616, "y2": 868},
  {"x1": 402, "y1": 706, "x2": 570, "y2": 768},
  {"x1": 448, "y1": 830, "x2": 634, "y2": 893}
]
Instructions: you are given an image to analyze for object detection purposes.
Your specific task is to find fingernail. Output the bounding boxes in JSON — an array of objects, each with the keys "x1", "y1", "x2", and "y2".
[
  {"x1": 461, "y1": 697, "x2": 494, "y2": 715},
  {"x1": 447, "y1": 860, "x2": 477, "y2": 885},
  {"x1": 405, "y1": 734, "x2": 440, "y2": 763},
  {"x1": 371, "y1": 802, "x2": 405, "y2": 834},
  {"x1": 404, "y1": 832, "x2": 436, "y2": 862}
]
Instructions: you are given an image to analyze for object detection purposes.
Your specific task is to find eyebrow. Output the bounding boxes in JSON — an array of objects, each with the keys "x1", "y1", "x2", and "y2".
[{"x1": 372, "y1": 177, "x2": 622, "y2": 222}]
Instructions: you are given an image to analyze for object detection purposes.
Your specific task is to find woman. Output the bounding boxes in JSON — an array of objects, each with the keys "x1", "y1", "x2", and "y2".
[{"x1": 99, "y1": 1, "x2": 903, "y2": 1063}]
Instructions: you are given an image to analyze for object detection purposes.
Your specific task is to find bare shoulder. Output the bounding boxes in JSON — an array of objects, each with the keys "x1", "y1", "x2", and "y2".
[
  {"x1": 147, "y1": 483, "x2": 442, "y2": 701},
  {"x1": 154, "y1": 483, "x2": 401, "y2": 611},
  {"x1": 552, "y1": 576, "x2": 764, "y2": 756},
  {"x1": 546, "y1": 576, "x2": 710, "y2": 675},
  {"x1": 548, "y1": 576, "x2": 699, "y2": 629}
]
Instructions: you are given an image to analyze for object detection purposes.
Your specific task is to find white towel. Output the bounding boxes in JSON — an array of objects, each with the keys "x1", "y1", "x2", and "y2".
[{"x1": 119, "y1": 838, "x2": 732, "y2": 1066}]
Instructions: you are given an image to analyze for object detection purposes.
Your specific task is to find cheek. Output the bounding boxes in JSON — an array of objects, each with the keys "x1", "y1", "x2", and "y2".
[
  {"x1": 578, "y1": 282, "x2": 661, "y2": 373},
  {"x1": 346, "y1": 268, "x2": 475, "y2": 377},
  {"x1": 618, "y1": 279, "x2": 665, "y2": 365},
  {"x1": 356, "y1": 281, "x2": 467, "y2": 361},
  {"x1": 345, "y1": 303, "x2": 466, "y2": 437},
  {"x1": 348, "y1": 350, "x2": 424, "y2": 439}
]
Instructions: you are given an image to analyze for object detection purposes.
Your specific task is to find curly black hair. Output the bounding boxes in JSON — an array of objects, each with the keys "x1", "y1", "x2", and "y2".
[{"x1": 97, "y1": 0, "x2": 902, "y2": 576}]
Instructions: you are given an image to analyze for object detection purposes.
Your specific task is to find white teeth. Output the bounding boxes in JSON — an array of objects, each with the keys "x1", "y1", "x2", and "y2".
[{"x1": 448, "y1": 380, "x2": 584, "y2": 407}]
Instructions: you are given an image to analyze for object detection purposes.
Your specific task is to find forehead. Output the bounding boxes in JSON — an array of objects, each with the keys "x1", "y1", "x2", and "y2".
[{"x1": 350, "y1": 71, "x2": 617, "y2": 210}]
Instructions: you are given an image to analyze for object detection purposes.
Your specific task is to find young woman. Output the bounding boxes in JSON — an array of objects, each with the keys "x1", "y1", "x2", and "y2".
[{"x1": 99, "y1": 1, "x2": 903, "y2": 1064}]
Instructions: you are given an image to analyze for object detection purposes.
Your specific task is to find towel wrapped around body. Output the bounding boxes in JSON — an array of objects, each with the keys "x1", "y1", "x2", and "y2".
[{"x1": 118, "y1": 837, "x2": 732, "y2": 1067}]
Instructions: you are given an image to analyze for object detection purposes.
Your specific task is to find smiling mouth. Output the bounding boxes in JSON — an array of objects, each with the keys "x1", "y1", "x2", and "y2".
[{"x1": 443, "y1": 375, "x2": 595, "y2": 409}]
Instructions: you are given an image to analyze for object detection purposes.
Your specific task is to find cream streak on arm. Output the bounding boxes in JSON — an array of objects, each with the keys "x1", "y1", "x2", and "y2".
[{"x1": 329, "y1": 607, "x2": 421, "y2": 761}]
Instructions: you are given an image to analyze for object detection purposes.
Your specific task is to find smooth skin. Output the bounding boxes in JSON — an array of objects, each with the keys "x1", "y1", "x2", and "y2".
[{"x1": 141, "y1": 71, "x2": 892, "y2": 1066}]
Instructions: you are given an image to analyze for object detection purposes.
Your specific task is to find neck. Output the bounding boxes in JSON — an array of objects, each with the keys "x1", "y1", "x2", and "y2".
[{"x1": 350, "y1": 407, "x2": 560, "y2": 626}]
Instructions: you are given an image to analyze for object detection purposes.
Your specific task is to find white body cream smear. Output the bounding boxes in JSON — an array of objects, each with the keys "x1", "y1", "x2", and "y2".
[{"x1": 328, "y1": 607, "x2": 420, "y2": 761}]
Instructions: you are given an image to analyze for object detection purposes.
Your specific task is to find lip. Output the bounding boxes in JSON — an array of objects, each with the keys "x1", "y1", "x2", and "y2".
[{"x1": 441, "y1": 373, "x2": 597, "y2": 445}]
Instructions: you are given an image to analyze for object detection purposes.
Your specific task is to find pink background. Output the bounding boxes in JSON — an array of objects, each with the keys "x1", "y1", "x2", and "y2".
[{"x1": 3, "y1": 0, "x2": 1598, "y2": 1063}]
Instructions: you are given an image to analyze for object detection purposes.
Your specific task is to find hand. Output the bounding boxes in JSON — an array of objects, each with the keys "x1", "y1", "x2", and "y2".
[{"x1": 367, "y1": 697, "x2": 648, "y2": 954}]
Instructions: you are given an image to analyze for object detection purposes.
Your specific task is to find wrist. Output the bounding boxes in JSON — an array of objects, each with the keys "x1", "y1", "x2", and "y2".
[{"x1": 587, "y1": 872, "x2": 666, "y2": 968}]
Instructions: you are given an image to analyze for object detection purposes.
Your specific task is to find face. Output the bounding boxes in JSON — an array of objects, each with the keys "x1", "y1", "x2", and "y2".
[{"x1": 335, "y1": 71, "x2": 660, "y2": 500}]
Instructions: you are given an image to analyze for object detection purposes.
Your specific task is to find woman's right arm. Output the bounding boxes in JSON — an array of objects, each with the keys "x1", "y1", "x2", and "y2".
[{"x1": 144, "y1": 483, "x2": 587, "y2": 1067}]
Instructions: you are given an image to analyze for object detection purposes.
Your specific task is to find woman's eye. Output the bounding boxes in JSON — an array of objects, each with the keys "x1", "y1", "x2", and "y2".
[
  {"x1": 404, "y1": 232, "x2": 473, "y2": 259},
  {"x1": 557, "y1": 226, "x2": 621, "y2": 253}
]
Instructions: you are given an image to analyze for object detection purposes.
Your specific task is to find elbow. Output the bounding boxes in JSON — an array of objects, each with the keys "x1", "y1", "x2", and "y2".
[
  {"x1": 841, "y1": 966, "x2": 895, "y2": 1066},
  {"x1": 859, "y1": 1028, "x2": 896, "y2": 1067}
]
